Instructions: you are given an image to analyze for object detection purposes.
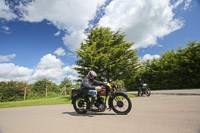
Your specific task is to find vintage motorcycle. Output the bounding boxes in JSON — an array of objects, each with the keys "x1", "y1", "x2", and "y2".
[
  {"x1": 71, "y1": 83, "x2": 132, "y2": 115},
  {"x1": 138, "y1": 83, "x2": 151, "y2": 96}
]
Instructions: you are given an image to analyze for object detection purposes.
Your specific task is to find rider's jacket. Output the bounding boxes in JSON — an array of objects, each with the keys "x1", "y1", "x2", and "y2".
[
  {"x1": 138, "y1": 79, "x2": 144, "y2": 87},
  {"x1": 81, "y1": 76, "x2": 105, "y2": 93}
]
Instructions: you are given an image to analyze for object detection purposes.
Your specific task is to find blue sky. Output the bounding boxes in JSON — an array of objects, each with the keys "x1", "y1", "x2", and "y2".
[{"x1": 0, "y1": 0, "x2": 199, "y2": 84}]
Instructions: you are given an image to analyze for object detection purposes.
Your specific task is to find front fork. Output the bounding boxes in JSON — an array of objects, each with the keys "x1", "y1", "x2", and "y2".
[{"x1": 108, "y1": 92, "x2": 115, "y2": 110}]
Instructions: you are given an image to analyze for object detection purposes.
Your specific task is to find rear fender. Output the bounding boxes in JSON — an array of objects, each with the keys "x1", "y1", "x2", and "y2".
[
  {"x1": 71, "y1": 94, "x2": 89, "y2": 105},
  {"x1": 71, "y1": 88, "x2": 82, "y2": 102},
  {"x1": 71, "y1": 94, "x2": 81, "y2": 104}
]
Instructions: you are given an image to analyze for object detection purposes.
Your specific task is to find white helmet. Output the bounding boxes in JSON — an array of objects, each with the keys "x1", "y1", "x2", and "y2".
[{"x1": 88, "y1": 70, "x2": 97, "y2": 79}]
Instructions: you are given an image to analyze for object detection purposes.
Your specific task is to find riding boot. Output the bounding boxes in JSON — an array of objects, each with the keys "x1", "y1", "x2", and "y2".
[
  {"x1": 90, "y1": 97, "x2": 95, "y2": 106},
  {"x1": 90, "y1": 97, "x2": 96, "y2": 109}
]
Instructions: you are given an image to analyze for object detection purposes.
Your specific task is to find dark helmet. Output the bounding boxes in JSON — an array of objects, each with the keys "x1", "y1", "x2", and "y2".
[
  {"x1": 88, "y1": 70, "x2": 97, "y2": 79},
  {"x1": 112, "y1": 82, "x2": 118, "y2": 88}
]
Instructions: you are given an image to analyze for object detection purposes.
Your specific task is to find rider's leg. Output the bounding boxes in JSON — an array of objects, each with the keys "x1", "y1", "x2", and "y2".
[
  {"x1": 138, "y1": 87, "x2": 141, "y2": 96},
  {"x1": 88, "y1": 90, "x2": 97, "y2": 108},
  {"x1": 90, "y1": 97, "x2": 95, "y2": 106}
]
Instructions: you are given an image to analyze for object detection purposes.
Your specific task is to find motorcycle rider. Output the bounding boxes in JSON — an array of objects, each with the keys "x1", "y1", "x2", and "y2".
[
  {"x1": 138, "y1": 77, "x2": 144, "y2": 96},
  {"x1": 81, "y1": 70, "x2": 105, "y2": 109}
]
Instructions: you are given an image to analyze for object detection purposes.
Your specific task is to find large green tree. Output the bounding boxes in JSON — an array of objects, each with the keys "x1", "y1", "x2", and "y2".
[{"x1": 75, "y1": 26, "x2": 141, "y2": 90}]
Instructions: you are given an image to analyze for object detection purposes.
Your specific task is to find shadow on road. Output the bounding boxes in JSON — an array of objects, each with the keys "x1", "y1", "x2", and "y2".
[{"x1": 62, "y1": 111, "x2": 117, "y2": 117}]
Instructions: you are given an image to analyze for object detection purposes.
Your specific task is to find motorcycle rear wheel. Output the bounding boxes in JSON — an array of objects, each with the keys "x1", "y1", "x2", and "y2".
[
  {"x1": 72, "y1": 95, "x2": 88, "y2": 114},
  {"x1": 110, "y1": 92, "x2": 132, "y2": 115}
]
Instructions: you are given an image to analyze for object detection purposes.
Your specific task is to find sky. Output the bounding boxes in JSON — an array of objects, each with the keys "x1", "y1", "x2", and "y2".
[{"x1": 0, "y1": 0, "x2": 200, "y2": 84}]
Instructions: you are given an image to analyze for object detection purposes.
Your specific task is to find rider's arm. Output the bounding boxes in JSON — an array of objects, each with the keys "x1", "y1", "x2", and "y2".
[{"x1": 93, "y1": 79, "x2": 105, "y2": 86}]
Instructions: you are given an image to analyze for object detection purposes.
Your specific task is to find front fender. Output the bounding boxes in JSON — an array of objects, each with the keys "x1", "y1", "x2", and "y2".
[{"x1": 114, "y1": 91, "x2": 128, "y2": 97}]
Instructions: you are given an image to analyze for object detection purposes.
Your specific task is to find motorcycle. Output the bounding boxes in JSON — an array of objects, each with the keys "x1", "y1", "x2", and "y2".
[
  {"x1": 71, "y1": 83, "x2": 132, "y2": 115},
  {"x1": 138, "y1": 83, "x2": 151, "y2": 96}
]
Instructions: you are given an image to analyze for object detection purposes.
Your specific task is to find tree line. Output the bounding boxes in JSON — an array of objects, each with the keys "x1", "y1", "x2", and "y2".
[
  {"x1": 0, "y1": 78, "x2": 79, "y2": 102},
  {"x1": 141, "y1": 41, "x2": 200, "y2": 90}
]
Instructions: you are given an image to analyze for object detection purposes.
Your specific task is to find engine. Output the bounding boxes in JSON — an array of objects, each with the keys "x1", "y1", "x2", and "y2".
[{"x1": 95, "y1": 97, "x2": 106, "y2": 112}]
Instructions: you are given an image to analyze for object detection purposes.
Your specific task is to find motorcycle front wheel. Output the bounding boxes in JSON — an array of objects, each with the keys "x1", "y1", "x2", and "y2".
[
  {"x1": 110, "y1": 92, "x2": 132, "y2": 115},
  {"x1": 146, "y1": 87, "x2": 151, "y2": 97},
  {"x1": 72, "y1": 95, "x2": 88, "y2": 114}
]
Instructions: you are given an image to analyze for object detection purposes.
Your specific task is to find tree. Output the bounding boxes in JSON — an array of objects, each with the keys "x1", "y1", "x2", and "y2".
[
  {"x1": 0, "y1": 81, "x2": 27, "y2": 102},
  {"x1": 59, "y1": 77, "x2": 72, "y2": 96},
  {"x1": 31, "y1": 79, "x2": 60, "y2": 97},
  {"x1": 60, "y1": 77, "x2": 72, "y2": 88},
  {"x1": 178, "y1": 41, "x2": 200, "y2": 88},
  {"x1": 75, "y1": 26, "x2": 140, "y2": 90}
]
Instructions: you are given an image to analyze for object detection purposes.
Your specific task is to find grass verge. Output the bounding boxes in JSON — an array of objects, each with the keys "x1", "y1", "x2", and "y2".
[{"x1": 0, "y1": 94, "x2": 136, "y2": 108}]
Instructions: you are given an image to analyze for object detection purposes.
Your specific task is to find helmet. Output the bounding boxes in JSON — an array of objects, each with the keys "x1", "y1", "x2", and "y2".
[
  {"x1": 88, "y1": 70, "x2": 97, "y2": 79},
  {"x1": 112, "y1": 82, "x2": 118, "y2": 88}
]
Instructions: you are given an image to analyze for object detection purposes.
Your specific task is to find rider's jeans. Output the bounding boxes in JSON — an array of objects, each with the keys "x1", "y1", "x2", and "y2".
[{"x1": 88, "y1": 90, "x2": 97, "y2": 97}]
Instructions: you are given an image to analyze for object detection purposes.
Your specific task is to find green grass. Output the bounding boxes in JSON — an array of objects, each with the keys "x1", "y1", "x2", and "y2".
[
  {"x1": 128, "y1": 93, "x2": 137, "y2": 98},
  {"x1": 0, "y1": 96, "x2": 72, "y2": 108},
  {"x1": 0, "y1": 94, "x2": 136, "y2": 108}
]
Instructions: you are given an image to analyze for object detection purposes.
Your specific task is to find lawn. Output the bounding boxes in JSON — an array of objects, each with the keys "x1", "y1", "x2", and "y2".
[
  {"x1": 0, "y1": 96, "x2": 71, "y2": 108},
  {"x1": 0, "y1": 94, "x2": 136, "y2": 108}
]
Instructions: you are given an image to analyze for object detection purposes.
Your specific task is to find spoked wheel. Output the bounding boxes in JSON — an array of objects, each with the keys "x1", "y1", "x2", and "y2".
[
  {"x1": 72, "y1": 95, "x2": 88, "y2": 114},
  {"x1": 111, "y1": 92, "x2": 132, "y2": 115},
  {"x1": 146, "y1": 87, "x2": 151, "y2": 97}
]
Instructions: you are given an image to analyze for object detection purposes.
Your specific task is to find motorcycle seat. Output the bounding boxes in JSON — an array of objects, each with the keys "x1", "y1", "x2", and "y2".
[
  {"x1": 71, "y1": 88, "x2": 82, "y2": 95},
  {"x1": 71, "y1": 88, "x2": 89, "y2": 96}
]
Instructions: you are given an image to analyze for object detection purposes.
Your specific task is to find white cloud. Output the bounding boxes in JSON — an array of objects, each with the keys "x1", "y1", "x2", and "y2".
[
  {"x1": 3, "y1": 0, "x2": 189, "y2": 51},
  {"x1": 66, "y1": 51, "x2": 76, "y2": 58},
  {"x1": 0, "y1": 0, "x2": 17, "y2": 21},
  {"x1": 54, "y1": 47, "x2": 66, "y2": 56},
  {"x1": 35, "y1": 54, "x2": 64, "y2": 69},
  {"x1": 2, "y1": 26, "x2": 9, "y2": 31},
  {"x1": 0, "y1": 54, "x2": 79, "y2": 83},
  {"x1": 63, "y1": 64, "x2": 78, "y2": 75},
  {"x1": 0, "y1": 63, "x2": 33, "y2": 82},
  {"x1": 173, "y1": 0, "x2": 184, "y2": 9},
  {"x1": 62, "y1": 29, "x2": 86, "y2": 51},
  {"x1": 0, "y1": 54, "x2": 16, "y2": 62},
  {"x1": 141, "y1": 54, "x2": 161, "y2": 62},
  {"x1": 32, "y1": 54, "x2": 64, "y2": 82},
  {"x1": 171, "y1": 0, "x2": 192, "y2": 11},
  {"x1": 98, "y1": 0, "x2": 184, "y2": 49},
  {"x1": 17, "y1": 0, "x2": 106, "y2": 51},
  {"x1": 0, "y1": 0, "x2": 191, "y2": 52},
  {"x1": 54, "y1": 31, "x2": 61, "y2": 36},
  {"x1": 32, "y1": 54, "x2": 78, "y2": 83},
  {"x1": 63, "y1": 65, "x2": 79, "y2": 81},
  {"x1": 184, "y1": 0, "x2": 192, "y2": 11}
]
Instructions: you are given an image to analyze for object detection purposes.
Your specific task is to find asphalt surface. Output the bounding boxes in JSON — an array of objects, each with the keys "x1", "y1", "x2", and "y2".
[{"x1": 0, "y1": 89, "x2": 200, "y2": 133}]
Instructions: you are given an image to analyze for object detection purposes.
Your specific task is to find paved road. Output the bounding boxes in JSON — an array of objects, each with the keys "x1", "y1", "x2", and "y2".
[{"x1": 0, "y1": 89, "x2": 200, "y2": 133}]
